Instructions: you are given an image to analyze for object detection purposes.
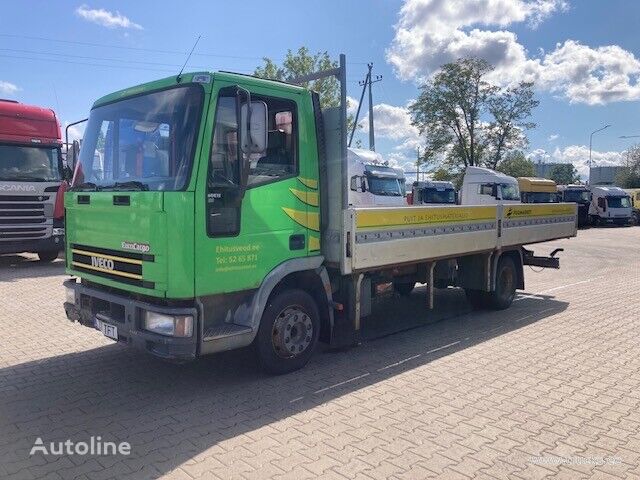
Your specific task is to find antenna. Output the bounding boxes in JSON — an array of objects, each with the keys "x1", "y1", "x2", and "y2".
[{"x1": 177, "y1": 35, "x2": 201, "y2": 82}]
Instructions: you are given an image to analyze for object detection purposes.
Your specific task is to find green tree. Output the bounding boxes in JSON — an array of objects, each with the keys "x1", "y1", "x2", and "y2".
[
  {"x1": 615, "y1": 144, "x2": 640, "y2": 188},
  {"x1": 410, "y1": 58, "x2": 495, "y2": 168},
  {"x1": 410, "y1": 58, "x2": 538, "y2": 175},
  {"x1": 549, "y1": 164, "x2": 580, "y2": 185},
  {"x1": 485, "y1": 83, "x2": 539, "y2": 169},
  {"x1": 255, "y1": 47, "x2": 339, "y2": 109},
  {"x1": 496, "y1": 151, "x2": 536, "y2": 178}
]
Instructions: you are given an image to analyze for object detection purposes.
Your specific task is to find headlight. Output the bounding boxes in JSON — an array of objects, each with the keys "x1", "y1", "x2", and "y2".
[
  {"x1": 65, "y1": 286, "x2": 76, "y2": 305},
  {"x1": 53, "y1": 228, "x2": 65, "y2": 236},
  {"x1": 144, "y1": 311, "x2": 193, "y2": 337}
]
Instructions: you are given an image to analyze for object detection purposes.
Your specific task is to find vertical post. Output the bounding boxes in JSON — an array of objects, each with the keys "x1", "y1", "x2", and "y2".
[
  {"x1": 339, "y1": 54, "x2": 348, "y2": 210},
  {"x1": 367, "y1": 63, "x2": 375, "y2": 151}
]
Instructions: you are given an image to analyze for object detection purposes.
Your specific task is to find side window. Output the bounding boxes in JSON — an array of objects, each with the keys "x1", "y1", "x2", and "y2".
[
  {"x1": 207, "y1": 93, "x2": 242, "y2": 237},
  {"x1": 249, "y1": 97, "x2": 297, "y2": 186},
  {"x1": 478, "y1": 183, "x2": 494, "y2": 196},
  {"x1": 597, "y1": 197, "x2": 606, "y2": 209},
  {"x1": 209, "y1": 96, "x2": 240, "y2": 186}
]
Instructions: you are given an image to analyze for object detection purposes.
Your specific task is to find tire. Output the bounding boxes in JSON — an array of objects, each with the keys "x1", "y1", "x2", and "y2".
[
  {"x1": 465, "y1": 289, "x2": 487, "y2": 310},
  {"x1": 632, "y1": 212, "x2": 639, "y2": 226},
  {"x1": 484, "y1": 256, "x2": 517, "y2": 310},
  {"x1": 393, "y1": 281, "x2": 415, "y2": 296},
  {"x1": 37, "y1": 251, "x2": 59, "y2": 262},
  {"x1": 255, "y1": 289, "x2": 320, "y2": 375}
]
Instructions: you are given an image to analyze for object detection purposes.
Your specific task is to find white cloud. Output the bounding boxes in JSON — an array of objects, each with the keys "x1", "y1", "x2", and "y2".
[
  {"x1": 547, "y1": 134, "x2": 559, "y2": 142},
  {"x1": 346, "y1": 96, "x2": 359, "y2": 116},
  {"x1": 0, "y1": 81, "x2": 19, "y2": 95},
  {"x1": 360, "y1": 102, "x2": 420, "y2": 142},
  {"x1": 387, "y1": 0, "x2": 640, "y2": 105},
  {"x1": 76, "y1": 5, "x2": 143, "y2": 30}
]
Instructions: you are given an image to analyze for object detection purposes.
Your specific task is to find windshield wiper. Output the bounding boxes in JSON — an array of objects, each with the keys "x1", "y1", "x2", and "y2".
[
  {"x1": 104, "y1": 181, "x2": 149, "y2": 191},
  {"x1": 71, "y1": 182, "x2": 100, "y2": 191}
]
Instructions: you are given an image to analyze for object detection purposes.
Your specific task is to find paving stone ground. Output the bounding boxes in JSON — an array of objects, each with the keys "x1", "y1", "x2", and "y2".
[{"x1": 1, "y1": 226, "x2": 639, "y2": 479}]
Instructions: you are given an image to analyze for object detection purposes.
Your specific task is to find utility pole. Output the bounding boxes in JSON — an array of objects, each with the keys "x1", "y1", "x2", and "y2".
[{"x1": 360, "y1": 63, "x2": 382, "y2": 151}]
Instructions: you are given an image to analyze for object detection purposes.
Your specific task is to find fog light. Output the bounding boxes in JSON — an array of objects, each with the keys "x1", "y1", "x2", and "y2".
[
  {"x1": 65, "y1": 286, "x2": 76, "y2": 305},
  {"x1": 144, "y1": 311, "x2": 193, "y2": 337}
]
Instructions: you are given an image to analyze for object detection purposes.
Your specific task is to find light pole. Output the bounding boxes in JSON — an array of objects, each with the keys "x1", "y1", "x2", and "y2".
[{"x1": 589, "y1": 124, "x2": 611, "y2": 169}]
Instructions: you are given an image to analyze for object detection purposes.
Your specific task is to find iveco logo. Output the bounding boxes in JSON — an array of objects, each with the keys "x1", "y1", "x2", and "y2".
[
  {"x1": 0, "y1": 184, "x2": 36, "y2": 192},
  {"x1": 91, "y1": 256, "x2": 115, "y2": 271}
]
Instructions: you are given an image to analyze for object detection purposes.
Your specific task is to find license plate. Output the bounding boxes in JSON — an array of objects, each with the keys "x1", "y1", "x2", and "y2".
[{"x1": 95, "y1": 318, "x2": 118, "y2": 340}]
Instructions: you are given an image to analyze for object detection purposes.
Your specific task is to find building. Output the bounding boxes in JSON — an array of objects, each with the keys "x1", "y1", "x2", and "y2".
[{"x1": 589, "y1": 166, "x2": 626, "y2": 185}]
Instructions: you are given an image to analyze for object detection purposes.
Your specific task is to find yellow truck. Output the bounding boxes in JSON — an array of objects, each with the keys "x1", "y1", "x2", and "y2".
[
  {"x1": 517, "y1": 177, "x2": 559, "y2": 204},
  {"x1": 625, "y1": 188, "x2": 640, "y2": 225}
]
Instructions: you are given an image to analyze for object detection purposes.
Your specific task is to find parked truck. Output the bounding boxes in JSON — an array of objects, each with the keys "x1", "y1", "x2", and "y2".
[
  {"x1": 63, "y1": 57, "x2": 577, "y2": 373},
  {"x1": 0, "y1": 99, "x2": 66, "y2": 261},
  {"x1": 589, "y1": 185, "x2": 632, "y2": 226},
  {"x1": 347, "y1": 148, "x2": 406, "y2": 206},
  {"x1": 558, "y1": 184, "x2": 590, "y2": 227},
  {"x1": 625, "y1": 188, "x2": 640, "y2": 226},
  {"x1": 409, "y1": 180, "x2": 456, "y2": 206},
  {"x1": 459, "y1": 166, "x2": 521, "y2": 205},
  {"x1": 517, "y1": 177, "x2": 559, "y2": 204}
]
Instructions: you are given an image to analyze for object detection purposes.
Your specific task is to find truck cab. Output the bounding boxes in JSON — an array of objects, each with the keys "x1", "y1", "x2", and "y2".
[
  {"x1": 517, "y1": 177, "x2": 559, "y2": 203},
  {"x1": 624, "y1": 188, "x2": 640, "y2": 225},
  {"x1": 347, "y1": 148, "x2": 406, "y2": 206},
  {"x1": 410, "y1": 180, "x2": 456, "y2": 205},
  {"x1": 589, "y1": 186, "x2": 632, "y2": 226},
  {"x1": 0, "y1": 99, "x2": 66, "y2": 261},
  {"x1": 459, "y1": 166, "x2": 520, "y2": 205},
  {"x1": 558, "y1": 184, "x2": 591, "y2": 227}
]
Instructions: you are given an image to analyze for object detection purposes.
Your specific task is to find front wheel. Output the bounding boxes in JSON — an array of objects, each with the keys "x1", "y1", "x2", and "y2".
[
  {"x1": 255, "y1": 289, "x2": 320, "y2": 375},
  {"x1": 37, "y1": 251, "x2": 59, "y2": 262},
  {"x1": 632, "y1": 212, "x2": 639, "y2": 226},
  {"x1": 484, "y1": 256, "x2": 517, "y2": 310}
]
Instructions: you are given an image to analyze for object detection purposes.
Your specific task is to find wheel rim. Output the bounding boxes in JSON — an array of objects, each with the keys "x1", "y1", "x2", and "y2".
[
  {"x1": 271, "y1": 305, "x2": 313, "y2": 359},
  {"x1": 499, "y1": 265, "x2": 515, "y2": 301}
]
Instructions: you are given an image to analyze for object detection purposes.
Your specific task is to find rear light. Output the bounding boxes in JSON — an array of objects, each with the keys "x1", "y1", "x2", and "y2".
[{"x1": 53, "y1": 181, "x2": 67, "y2": 219}]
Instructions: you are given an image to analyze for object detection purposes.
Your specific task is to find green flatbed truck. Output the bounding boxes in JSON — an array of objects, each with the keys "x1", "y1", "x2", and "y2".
[{"x1": 63, "y1": 56, "x2": 577, "y2": 373}]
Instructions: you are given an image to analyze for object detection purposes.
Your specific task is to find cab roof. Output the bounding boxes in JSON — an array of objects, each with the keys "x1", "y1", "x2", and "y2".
[
  {"x1": 0, "y1": 99, "x2": 61, "y2": 144},
  {"x1": 92, "y1": 71, "x2": 307, "y2": 108},
  {"x1": 517, "y1": 177, "x2": 558, "y2": 193}
]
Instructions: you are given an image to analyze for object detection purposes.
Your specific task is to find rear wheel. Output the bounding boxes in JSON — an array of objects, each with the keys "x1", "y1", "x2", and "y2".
[
  {"x1": 37, "y1": 251, "x2": 59, "y2": 262},
  {"x1": 255, "y1": 289, "x2": 320, "y2": 375},
  {"x1": 393, "y1": 281, "x2": 415, "y2": 296},
  {"x1": 484, "y1": 256, "x2": 517, "y2": 310}
]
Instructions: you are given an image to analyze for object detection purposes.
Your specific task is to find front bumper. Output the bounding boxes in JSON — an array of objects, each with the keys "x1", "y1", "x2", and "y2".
[
  {"x1": 604, "y1": 217, "x2": 630, "y2": 225},
  {"x1": 0, "y1": 229, "x2": 64, "y2": 254},
  {"x1": 63, "y1": 279, "x2": 198, "y2": 362}
]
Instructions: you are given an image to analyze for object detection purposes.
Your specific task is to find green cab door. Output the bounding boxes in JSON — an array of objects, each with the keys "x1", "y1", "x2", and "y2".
[{"x1": 194, "y1": 79, "x2": 320, "y2": 297}]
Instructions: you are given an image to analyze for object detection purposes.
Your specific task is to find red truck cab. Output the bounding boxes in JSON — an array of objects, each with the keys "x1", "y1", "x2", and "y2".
[{"x1": 0, "y1": 99, "x2": 66, "y2": 261}]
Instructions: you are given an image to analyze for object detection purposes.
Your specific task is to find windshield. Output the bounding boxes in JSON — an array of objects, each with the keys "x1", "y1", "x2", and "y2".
[
  {"x1": 607, "y1": 196, "x2": 631, "y2": 208},
  {"x1": 368, "y1": 176, "x2": 403, "y2": 196},
  {"x1": 0, "y1": 144, "x2": 62, "y2": 181},
  {"x1": 73, "y1": 85, "x2": 204, "y2": 191},
  {"x1": 524, "y1": 191, "x2": 559, "y2": 203},
  {"x1": 421, "y1": 187, "x2": 456, "y2": 204},
  {"x1": 500, "y1": 183, "x2": 520, "y2": 201},
  {"x1": 563, "y1": 190, "x2": 590, "y2": 203}
]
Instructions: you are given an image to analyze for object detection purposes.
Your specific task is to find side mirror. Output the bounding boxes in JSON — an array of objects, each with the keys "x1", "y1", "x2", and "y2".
[
  {"x1": 240, "y1": 101, "x2": 268, "y2": 155},
  {"x1": 491, "y1": 184, "x2": 498, "y2": 198}
]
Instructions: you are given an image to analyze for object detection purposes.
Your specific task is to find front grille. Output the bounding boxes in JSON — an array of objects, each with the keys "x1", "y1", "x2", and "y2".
[
  {"x1": 0, "y1": 194, "x2": 49, "y2": 241},
  {"x1": 70, "y1": 243, "x2": 155, "y2": 289}
]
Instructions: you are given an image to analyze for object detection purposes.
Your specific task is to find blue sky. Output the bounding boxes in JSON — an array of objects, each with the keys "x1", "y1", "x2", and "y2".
[{"x1": 2, "y1": 0, "x2": 640, "y2": 178}]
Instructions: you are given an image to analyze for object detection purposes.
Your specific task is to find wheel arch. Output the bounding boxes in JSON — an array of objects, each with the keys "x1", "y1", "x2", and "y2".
[{"x1": 246, "y1": 256, "x2": 334, "y2": 344}]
